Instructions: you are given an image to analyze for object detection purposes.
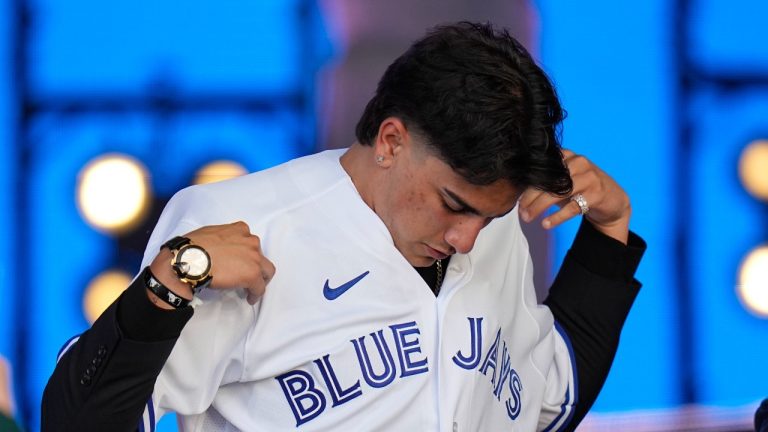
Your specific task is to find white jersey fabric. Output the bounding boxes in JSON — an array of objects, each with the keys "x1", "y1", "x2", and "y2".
[{"x1": 139, "y1": 149, "x2": 577, "y2": 432}]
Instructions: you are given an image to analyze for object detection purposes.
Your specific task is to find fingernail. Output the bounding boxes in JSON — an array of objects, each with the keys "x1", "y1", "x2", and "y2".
[
  {"x1": 520, "y1": 209, "x2": 530, "y2": 222},
  {"x1": 542, "y1": 219, "x2": 551, "y2": 229}
]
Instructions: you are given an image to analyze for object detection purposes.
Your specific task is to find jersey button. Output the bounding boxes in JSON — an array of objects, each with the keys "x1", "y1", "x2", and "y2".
[{"x1": 452, "y1": 421, "x2": 458, "y2": 432}]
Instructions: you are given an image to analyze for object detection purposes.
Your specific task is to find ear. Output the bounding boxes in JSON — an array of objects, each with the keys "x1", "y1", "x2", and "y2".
[{"x1": 373, "y1": 117, "x2": 410, "y2": 167}]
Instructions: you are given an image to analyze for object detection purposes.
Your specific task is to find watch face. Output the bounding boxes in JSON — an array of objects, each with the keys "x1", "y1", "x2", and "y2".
[{"x1": 178, "y1": 246, "x2": 210, "y2": 278}]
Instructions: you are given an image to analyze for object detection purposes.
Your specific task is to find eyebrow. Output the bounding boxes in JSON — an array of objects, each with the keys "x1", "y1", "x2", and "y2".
[
  {"x1": 443, "y1": 188, "x2": 517, "y2": 219},
  {"x1": 444, "y1": 188, "x2": 481, "y2": 215}
]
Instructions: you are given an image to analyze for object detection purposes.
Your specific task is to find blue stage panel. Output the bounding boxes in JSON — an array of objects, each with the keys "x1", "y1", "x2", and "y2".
[
  {"x1": 690, "y1": 89, "x2": 768, "y2": 406},
  {"x1": 689, "y1": 0, "x2": 768, "y2": 72},
  {"x1": 536, "y1": 0, "x2": 680, "y2": 411},
  {"x1": 30, "y1": 0, "x2": 305, "y2": 95},
  {"x1": 159, "y1": 110, "x2": 304, "y2": 193},
  {"x1": 0, "y1": 0, "x2": 16, "y2": 380},
  {"x1": 26, "y1": 114, "x2": 137, "y2": 432}
]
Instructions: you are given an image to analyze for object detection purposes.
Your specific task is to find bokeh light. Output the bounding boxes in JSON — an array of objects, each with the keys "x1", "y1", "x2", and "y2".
[
  {"x1": 83, "y1": 270, "x2": 133, "y2": 323},
  {"x1": 737, "y1": 245, "x2": 768, "y2": 318},
  {"x1": 193, "y1": 160, "x2": 248, "y2": 185},
  {"x1": 76, "y1": 154, "x2": 151, "y2": 233},
  {"x1": 738, "y1": 139, "x2": 768, "y2": 201}
]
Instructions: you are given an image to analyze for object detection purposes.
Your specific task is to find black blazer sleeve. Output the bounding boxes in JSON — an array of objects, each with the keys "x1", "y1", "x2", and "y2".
[
  {"x1": 544, "y1": 219, "x2": 646, "y2": 431},
  {"x1": 41, "y1": 274, "x2": 193, "y2": 432}
]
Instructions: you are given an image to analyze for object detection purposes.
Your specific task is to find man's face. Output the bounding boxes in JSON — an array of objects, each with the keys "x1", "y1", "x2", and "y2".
[{"x1": 374, "y1": 141, "x2": 520, "y2": 267}]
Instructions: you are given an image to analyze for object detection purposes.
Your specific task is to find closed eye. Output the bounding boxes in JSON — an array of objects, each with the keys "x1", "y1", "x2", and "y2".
[
  {"x1": 443, "y1": 200, "x2": 465, "y2": 214},
  {"x1": 442, "y1": 188, "x2": 480, "y2": 216},
  {"x1": 444, "y1": 201, "x2": 494, "y2": 228}
]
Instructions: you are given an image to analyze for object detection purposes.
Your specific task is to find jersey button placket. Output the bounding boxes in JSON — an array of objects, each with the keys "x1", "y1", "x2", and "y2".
[{"x1": 434, "y1": 255, "x2": 472, "y2": 431}]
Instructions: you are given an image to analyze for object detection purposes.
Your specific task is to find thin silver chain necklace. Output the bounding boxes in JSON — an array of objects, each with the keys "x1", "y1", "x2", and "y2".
[{"x1": 434, "y1": 259, "x2": 444, "y2": 295}]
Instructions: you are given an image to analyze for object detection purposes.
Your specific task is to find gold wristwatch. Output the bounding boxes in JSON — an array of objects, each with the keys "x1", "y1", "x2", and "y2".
[{"x1": 162, "y1": 236, "x2": 213, "y2": 293}]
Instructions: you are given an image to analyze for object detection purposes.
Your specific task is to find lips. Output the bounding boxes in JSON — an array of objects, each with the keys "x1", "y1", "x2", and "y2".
[{"x1": 425, "y1": 244, "x2": 450, "y2": 260}]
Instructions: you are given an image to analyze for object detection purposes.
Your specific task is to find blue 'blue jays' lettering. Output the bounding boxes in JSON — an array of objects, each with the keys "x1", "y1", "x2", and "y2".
[
  {"x1": 452, "y1": 317, "x2": 483, "y2": 369},
  {"x1": 494, "y1": 342, "x2": 513, "y2": 400},
  {"x1": 277, "y1": 321, "x2": 428, "y2": 427},
  {"x1": 479, "y1": 328, "x2": 502, "y2": 383},
  {"x1": 453, "y1": 317, "x2": 524, "y2": 423},
  {"x1": 352, "y1": 329, "x2": 397, "y2": 388},
  {"x1": 390, "y1": 322, "x2": 429, "y2": 377},
  {"x1": 313, "y1": 355, "x2": 362, "y2": 407},
  {"x1": 506, "y1": 370, "x2": 523, "y2": 420},
  {"x1": 276, "y1": 370, "x2": 327, "y2": 427}
]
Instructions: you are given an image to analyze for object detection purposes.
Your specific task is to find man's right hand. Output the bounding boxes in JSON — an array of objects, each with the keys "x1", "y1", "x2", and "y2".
[{"x1": 149, "y1": 221, "x2": 276, "y2": 308}]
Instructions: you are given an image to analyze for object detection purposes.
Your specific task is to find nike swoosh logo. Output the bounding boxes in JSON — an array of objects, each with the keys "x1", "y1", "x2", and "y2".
[{"x1": 323, "y1": 271, "x2": 370, "y2": 300}]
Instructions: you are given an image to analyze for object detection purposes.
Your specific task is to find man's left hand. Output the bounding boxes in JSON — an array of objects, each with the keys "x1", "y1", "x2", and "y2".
[{"x1": 518, "y1": 149, "x2": 632, "y2": 244}]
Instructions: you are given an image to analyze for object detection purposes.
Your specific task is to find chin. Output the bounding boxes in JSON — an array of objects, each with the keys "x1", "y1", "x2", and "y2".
[{"x1": 409, "y1": 255, "x2": 435, "y2": 268}]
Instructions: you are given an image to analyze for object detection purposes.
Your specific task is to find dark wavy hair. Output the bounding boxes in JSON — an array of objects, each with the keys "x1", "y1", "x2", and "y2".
[{"x1": 355, "y1": 21, "x2": 573, "y2": 195}]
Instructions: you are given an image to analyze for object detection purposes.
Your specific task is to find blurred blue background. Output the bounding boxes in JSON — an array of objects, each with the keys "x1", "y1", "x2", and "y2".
[{"x1": 0, "y1": 0, "x2": 766, "y2": 430}]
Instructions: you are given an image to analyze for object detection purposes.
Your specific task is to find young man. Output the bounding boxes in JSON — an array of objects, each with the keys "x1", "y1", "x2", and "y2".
[{"x1": 43, "y1": 22, "x2": 644, "y2": 431}]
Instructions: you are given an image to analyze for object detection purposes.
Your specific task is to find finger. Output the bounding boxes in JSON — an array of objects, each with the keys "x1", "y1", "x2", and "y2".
[
  {"x1": 246, "y1": 290, "x2": 261, "y2": 305},
  {"x1": 261, "y1": 258, "x2": 276, "y2": 282},
  {"x1": 561, "y1": 148, "x2": 575, "y2": 158},
  {"x1": 230, "y1": 220, "x2": 251, "y2": 233},
  {"x1": 522, "y1": 190, "x2": 569, "y2": 222},
  {"x1": 542, "y1": 197, "x2": 583, "y2": 229},
  {"x1": 518, "y1": 188, "x2": 546, "y2": 222},
  {"x1": 246, "y1": 283, "x2": 265, "y2": 305},
  {"x1": 524, "y1": 156, "x2": 597, "y2": 222},
  {"x1": 563, "y1": 153, "x2": 591, "y2": 177},
  {"x1": 518, "y1": 187, "x2": 543, "y2": 208},
  {"x1": 245, "y1": 272, "x2": 269, "y2": 304},
  {"x1": 245, "y1": 256, "x2": 276, "y2": 304},
  {"x1": 568, "y1": 170, "x2": 601, "y2": 204},
  {"x1": 541, "y1": 170, "x2": 599, "y2": 227},
  {"x1": 247, "y1": 234, "x2": 262, "y2": 251}
]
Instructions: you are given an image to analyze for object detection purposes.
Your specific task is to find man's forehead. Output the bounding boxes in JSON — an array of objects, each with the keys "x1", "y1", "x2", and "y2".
[{"x1": 415, "y1": 146, "x2": 520, "y2": 213}]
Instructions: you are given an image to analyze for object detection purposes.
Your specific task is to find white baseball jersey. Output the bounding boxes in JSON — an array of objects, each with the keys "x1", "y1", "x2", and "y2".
[{"x1": 138, "y1": 149, "x2": 577, "y2": 432}]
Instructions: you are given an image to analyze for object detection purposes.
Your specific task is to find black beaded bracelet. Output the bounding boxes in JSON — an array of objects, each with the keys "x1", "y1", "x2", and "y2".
[{"x1": 143, "y1": 266, "x2": 192, "y2": 308}]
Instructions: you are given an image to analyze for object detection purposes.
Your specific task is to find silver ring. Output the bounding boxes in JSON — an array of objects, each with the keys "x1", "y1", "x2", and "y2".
[{"x1": 571, "y1": 193, "x2": 589, "y2": 215}]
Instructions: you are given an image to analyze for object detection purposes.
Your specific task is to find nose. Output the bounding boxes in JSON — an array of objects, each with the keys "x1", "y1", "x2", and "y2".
[{"x1": 444, "y1": 217, "x2": 486, "y2": 255}]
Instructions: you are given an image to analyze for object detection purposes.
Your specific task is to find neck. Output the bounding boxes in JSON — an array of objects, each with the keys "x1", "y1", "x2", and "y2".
[{"x1": 340, "y1": 143, "x2": 379, "y2": 211}]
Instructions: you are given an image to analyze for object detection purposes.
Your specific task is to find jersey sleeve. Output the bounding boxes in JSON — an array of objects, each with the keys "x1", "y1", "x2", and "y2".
[
  {"x1": 134, "y1": 186, "x2": 256, "y2": 429},
  {"x1": 535, "y1": 322, "x2": 579, "y2": 431},
  {"x1": 139, "y1": 186, "x2": 208, "y2": 270}
]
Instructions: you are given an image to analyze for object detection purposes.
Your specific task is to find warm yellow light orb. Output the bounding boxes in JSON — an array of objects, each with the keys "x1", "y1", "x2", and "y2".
[
  {"x1": 737, "y1": 246, "x2": 768, "y2": 318},
  {"x1": 194, "y1": 160, "x2": 248, "y2": 185},
  {"x1": 739, "y1": 140, "x2": 768, "y2": 201},
  {"x1": 77, "y1": 154, "x2": 151, "y2": 234},
  {"x1": 83, "y1": 270, "x2": 132, "y2": 323}
]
